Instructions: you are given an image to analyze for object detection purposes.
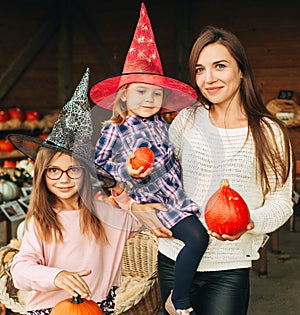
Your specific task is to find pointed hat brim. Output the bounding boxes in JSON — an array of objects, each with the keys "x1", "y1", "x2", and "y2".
[
  {"x1": 8, "y1": 67, "x2": 116, "y2": 188},
  {"x1": 8, "y1": 134, "x2": 116, "y2": 188},
  {"x1": 88, "y1": 3, "x2": 198, "y2": 113},
  {"x1": 88, "y1": 73, "x2": 198, "y2": 113}
]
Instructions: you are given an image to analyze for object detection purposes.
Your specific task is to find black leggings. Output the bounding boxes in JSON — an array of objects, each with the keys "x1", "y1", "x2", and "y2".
[
  {"x1": 158, "y1": 252, "x2": 250, "y2": 315},
  {"x1": 169, "y1": 215, "x2": 209, "y2": 309}
]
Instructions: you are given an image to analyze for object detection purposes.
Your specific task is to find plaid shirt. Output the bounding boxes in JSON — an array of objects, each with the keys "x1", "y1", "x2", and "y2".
[{"x1": 94, "y1": 114, "x2": 199, "y2": 228}]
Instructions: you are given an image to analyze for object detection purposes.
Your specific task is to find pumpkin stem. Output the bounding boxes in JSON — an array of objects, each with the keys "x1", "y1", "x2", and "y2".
[
  {"x1": 70, "y1": 295, "x2": 84, "y2": 304},
  {"x1": 220, "y1": 178, "x2": 230, "y2": 187}
]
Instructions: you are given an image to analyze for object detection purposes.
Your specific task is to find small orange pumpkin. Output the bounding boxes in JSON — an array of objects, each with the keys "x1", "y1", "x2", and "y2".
[
  {"x1": 130, "y1": 147, "x2": 155, "y2": 172},
  {"x1": 50, "y1": 295, "x2": 103, "y2": 314}
]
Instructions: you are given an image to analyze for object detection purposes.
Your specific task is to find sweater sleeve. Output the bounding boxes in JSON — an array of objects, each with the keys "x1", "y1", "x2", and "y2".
[
  {"x1": 249, "y1": 182, "x2": 293, "y2": 234},
  {"x1": 249, "y1": 123, "x2": 294, "y2": 234},
  {"x1": 11, "y1": 219, "x2": 62, "y2": 292}
]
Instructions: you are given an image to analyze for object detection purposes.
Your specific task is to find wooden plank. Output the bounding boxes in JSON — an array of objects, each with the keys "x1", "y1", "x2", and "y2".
[
  {"x1": 175, "y1": 0, "x2": 193, "y2": 83},
  {"x1": 72, "y1": 1, "x2": 119, "y2": 75},
  {"x1": 0, "y1": 12, "x2": 60, "y2": 101},
  {"x1": 58, "y1": 0, "x2": 72, "y2": 105}
]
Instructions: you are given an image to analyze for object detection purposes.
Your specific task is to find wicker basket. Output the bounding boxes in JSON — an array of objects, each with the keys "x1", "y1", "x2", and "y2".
[
  {"x1": 114, "y1": 231, "x2": 161, "y2": 315},
  {"x1": 266, "y1": 99, "x2": 300, "y2": 128},
  {"x1": 0, "y1": 241, "x2": 30, "y2": 314},
  {"x1": 0, "y1": 232, "x2": 161, "y2": 315}
]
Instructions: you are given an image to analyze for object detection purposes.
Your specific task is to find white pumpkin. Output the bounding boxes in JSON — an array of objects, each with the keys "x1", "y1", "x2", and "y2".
[
  {"x1": 16, "y1": 159, "x2": 34, "y2": 177},
  {"x1": 0, "y1": 179, "x2": 20, "y2": 201}
]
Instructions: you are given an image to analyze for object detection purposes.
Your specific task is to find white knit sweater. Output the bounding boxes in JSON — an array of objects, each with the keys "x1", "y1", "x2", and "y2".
[{"x1": 158, "y1": 106, "x2": 293, "y2": 271}]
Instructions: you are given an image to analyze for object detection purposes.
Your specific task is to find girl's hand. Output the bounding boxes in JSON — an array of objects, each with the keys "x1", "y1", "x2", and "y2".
[
  {"x1": 54, "y1": 269, "x2": 92, "y2": 299},
  {"x1": 131, "y1": 202, "x2": 172, "y2": 238},
  {"x1": 208, "y1": 219, "x2": 254, "y2": 241},
  {"x1": 111, "y1": 182, "x2": 125, "y2": 195},
  {"x1": 126, "y1": 154, "x2": 152, "y2": 178}
]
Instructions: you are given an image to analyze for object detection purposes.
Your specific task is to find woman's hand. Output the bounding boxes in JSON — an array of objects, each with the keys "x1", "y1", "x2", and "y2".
[
  {"x1": 208, "y1": 219, "x2": 254, "y2": 241},
  {"x1": 131, "y1": 202, "x2": 173, "y2": 238},
  {"x1": 54, "y1": 269, "x2": 92, "y2": 299}
]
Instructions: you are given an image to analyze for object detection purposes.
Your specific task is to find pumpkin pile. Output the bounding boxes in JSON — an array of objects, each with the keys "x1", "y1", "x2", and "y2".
[
  {"x1": 0, "y1": 159, "x2": 34, "y2": 188},
  {"x1": 0, "y1": 107, "x2": 59, "y2": 132},
  {"x1": 204, "y1": 179, "x2": 250, "y2": 235},
  {"x1": 0, "y1": 159, "x2": 34, "y2": 203}
]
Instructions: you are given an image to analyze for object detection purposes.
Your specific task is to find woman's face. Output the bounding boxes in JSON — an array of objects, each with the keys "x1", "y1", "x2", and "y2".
[
  {"x1": 45, "y1": 152, "x2": 84, "y2": 209},
  {"x1": 195, "y1": 43, "x2": 243, "y2": 106},
  {"x1": 121, "y1": 83, "x2": 164, "y2": 118}
]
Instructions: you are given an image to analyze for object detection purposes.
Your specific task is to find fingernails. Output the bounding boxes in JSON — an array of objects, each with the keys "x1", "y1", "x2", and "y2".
[{"x1": 160, "y1": 207, "x2": 168, "y2": 211}]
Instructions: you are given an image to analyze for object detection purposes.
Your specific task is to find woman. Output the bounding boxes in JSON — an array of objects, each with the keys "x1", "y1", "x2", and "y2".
[{"x1": 136, "y1": 26, "x2": 294, "y2": 315}]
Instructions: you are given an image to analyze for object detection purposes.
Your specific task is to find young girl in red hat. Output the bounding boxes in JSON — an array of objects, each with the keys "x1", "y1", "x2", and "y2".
[{"x1": 90, "y1": 4, "x2": 209, "y2": 314}]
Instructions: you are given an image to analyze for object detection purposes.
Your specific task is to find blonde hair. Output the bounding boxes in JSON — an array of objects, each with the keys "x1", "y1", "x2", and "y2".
[
  {"x1": 102, "y1": 83, "x2": 168, "y2": 126},
  {"x1": 103, "y1": 85, "x2": 129, "y2": 126},
  {"x1": 25, "y1": 147, "x2": 107, "y2": 243}
]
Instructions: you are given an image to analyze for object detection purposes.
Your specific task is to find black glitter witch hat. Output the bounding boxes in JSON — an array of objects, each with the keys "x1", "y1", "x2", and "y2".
[{"x1": 8, "y1": 68, "x2": 116, "y2": 188}]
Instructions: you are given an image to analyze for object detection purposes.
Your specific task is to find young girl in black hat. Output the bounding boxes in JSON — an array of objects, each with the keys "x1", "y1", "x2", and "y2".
[{"x1": 9, "y1": 68, "x2": 144, "y2": 315}]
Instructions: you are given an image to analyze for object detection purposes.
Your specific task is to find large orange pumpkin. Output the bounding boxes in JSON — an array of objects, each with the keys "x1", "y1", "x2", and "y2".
[
  {"x1": 204, "y1": 179, "x2": 250, "y2": 235},
  {"x1": 50, "y1": 295, "x2": 103, "y2": 314}
]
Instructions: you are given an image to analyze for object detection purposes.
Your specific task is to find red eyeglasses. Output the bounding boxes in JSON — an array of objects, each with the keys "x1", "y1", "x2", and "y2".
[{"x1": 45, "y1": 166, "x2": 84, "y2": 180}]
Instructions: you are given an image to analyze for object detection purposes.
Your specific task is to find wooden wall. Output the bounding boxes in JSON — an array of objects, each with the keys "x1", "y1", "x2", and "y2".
[{"x1": 0, "y1": 0, "x2": 300, "y2": 125}]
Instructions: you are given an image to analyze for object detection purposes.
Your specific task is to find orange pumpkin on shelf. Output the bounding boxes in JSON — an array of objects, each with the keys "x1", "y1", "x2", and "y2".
[
  {"x1": 50, "y1": 295, "x2": 103, "y2": 314},
  {"x1": 2, "y1": 160, "x2": 16, "y2": 168},
  {"x1": 25, "y1": 110, "x2": 40, "y2": 121},
  {"x1": 0, "y1": 109, "x2": 9, "y2": 123},
  {"x1": 204, "y1": 179, "x2": 250, "y2": 235},
  {"x1": 0, "y1": 137, "x2": 15, "y2": 152},
  {"x1": 130, "y1": 147, "x2": 155, "y2": 172},
  {"x1": 39, "y1": 134, "x2": 49, "y2": 140},
  {"x1": 8, "y1": 107, "x2": 25, "y2": 121}
]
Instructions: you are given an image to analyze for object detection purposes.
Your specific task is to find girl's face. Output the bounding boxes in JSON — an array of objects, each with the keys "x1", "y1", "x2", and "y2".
[
  {"x1": 121, "y1": 83, "x2": 164, "y2": 118},
  {"x1": 195, "y1": 43, "x2": 243, "y2": 107},
  {"x1": 45, "y1": 152, "x2": 84, "y2": 209}
]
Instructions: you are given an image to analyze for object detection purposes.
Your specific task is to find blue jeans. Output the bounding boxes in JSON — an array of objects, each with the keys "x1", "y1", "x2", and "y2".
[{"x1": 158, "y1": 252, "x2": 250, "y2": 315}]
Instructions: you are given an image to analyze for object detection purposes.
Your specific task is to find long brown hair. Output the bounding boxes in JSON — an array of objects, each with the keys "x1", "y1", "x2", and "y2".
[
  {"x1": 25, "y1": 147, "x2": 107, "y2": 243},
  {"x1": 189, "y1": 25, "x2": 294, "y2": 194}
]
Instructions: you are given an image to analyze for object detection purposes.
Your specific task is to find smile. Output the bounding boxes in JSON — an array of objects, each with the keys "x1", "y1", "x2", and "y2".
[{"x1": 206, "y1": 86, "x2": 223, "y2": 92}]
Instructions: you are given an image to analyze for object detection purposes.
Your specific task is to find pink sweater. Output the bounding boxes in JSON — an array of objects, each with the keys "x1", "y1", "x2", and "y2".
[{"x1": 11, "y1": 194, "x2": 142, "y2": 311}]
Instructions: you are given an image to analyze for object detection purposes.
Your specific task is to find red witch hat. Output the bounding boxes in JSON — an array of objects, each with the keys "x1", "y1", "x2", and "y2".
[{"x1": 88, "y1": 2, "x2": 197, "y2": 113}]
